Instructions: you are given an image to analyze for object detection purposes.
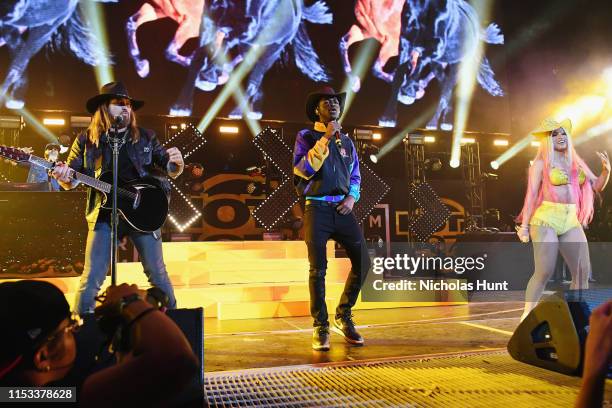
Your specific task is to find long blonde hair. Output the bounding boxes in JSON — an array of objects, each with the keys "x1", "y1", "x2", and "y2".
[{"x1": 88, "y1": 102, "x2": 140, "y2": 147}]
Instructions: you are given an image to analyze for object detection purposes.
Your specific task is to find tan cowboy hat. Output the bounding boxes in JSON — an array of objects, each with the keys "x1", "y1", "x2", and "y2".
[{"x1": 531, "y1": 118, "x2": 572, "y2": 137}]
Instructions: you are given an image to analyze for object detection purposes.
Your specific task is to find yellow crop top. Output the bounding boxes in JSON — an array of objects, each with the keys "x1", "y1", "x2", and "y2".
[{"x1": 550, "y1": 167, "x2": 586, "y2": 186}]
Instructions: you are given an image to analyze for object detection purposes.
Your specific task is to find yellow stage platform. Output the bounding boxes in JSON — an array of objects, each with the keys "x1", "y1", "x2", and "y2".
[{"x1": 3, "y1": 241, "x2": 463, "y2": 320}]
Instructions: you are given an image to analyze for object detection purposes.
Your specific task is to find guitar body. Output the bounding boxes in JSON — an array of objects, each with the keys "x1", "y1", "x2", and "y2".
[
  {"x1": 0, "y1": 145, "x2": 170, "y2": 233},
  {"x1": 98, "y1": 171, "x2": 169, "y2": 232}
]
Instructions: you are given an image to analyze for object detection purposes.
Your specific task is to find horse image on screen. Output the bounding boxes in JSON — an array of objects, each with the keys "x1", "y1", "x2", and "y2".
[
  {"x1": 341, "y1": 0, "x2": 505, "y2": 130},
  {"x1": 169, "y1": 0, "x2": 332, "y2": 120},
  {"x1": 0, "y1": 0, "x2": 114, "y2": 110}
]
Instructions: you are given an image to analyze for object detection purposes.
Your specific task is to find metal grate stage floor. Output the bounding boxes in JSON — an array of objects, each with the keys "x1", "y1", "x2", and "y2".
[{"x1": 205, "y1": 349, "x2": 612, "y2": 408}]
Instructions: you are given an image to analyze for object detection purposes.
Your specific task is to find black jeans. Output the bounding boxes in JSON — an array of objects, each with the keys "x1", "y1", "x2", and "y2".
[{"x1": 304, "y1": 203, "x2": 370, "y2": 327}]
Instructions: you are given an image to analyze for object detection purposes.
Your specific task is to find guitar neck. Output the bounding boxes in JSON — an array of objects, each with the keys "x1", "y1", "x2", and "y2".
[{"x1": 28, "y1": 155, "x2": 111, "y2": 194}]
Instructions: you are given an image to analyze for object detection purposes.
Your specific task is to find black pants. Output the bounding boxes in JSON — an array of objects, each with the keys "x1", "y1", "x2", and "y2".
[{"x1": 304, "y1": 202, "x2": 370, "y2": 327}]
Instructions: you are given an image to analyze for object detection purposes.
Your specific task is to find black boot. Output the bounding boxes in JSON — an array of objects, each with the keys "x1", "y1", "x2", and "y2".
[
  {"x1": 312, "y1": 325, "x2": 330, "y2": 351},
  {"x1": 332, "y1": 313, "x2": 364, "y2": 345}
]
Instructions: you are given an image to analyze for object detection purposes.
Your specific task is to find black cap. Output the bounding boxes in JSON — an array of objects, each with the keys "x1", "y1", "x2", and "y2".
[
  {"x1": 44, "y1": 142, "x2": 61, "y2": 151},
  {"x1": 0, "y1": 281, "x2": 70, "y2": 367}
]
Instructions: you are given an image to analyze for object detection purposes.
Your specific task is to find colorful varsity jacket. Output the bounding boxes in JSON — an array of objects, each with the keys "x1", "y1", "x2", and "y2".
[{"x1": 292, "y1": 122, "x2": 361, "y2": 203}]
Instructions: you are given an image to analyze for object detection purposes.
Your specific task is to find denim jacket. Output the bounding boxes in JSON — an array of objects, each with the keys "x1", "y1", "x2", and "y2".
[{"x1": 66, "y1": 127, "x2": 177, "y2": 230}]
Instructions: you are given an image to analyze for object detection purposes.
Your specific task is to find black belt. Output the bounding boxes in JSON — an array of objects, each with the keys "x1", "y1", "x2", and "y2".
[{"x1": 305, "y1": 200, "x2": 340, "y2": 207}]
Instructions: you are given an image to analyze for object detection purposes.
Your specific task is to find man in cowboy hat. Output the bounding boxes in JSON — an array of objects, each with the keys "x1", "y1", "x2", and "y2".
[
  {"x1": 52, "y1": 81, "x2": 184, "y2": 316},
  {"x1": 26, "y1": 142, "x2": 62, "y2": 191},
  {"x1": 293, "y1": 86, "x2": 370, "y2": 351}
]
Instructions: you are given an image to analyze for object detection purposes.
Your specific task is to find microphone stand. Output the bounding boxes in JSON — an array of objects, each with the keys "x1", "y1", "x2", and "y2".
[{"x1": 108, "y1": 120, "x2": 125, "y2": 286}]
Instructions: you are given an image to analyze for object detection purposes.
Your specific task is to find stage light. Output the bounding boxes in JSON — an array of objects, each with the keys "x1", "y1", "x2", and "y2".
[
  {"x1": 369, "y1": 154, "x2": 378, "y2": 164},
  {"x1": 405, "y1": 134, "x2": 425, "y2": 145},
  {"x1": 575, "y1": 117, "x2": 612, "y2": 146},
  {"x1": 17, "y1": 108, "x2": 56, "y2": 142},
  {"x1": 490, "y1": 97, "x2": 602, "y2": 167},
  {"x1": 449, "y1": 158, "x2": 460, "y2": 168},
  {"x1": 603, "y1": 67, "x2": 612, "y2": 99},
  {"x1": 491, "y1": 136, "x2": 534, "y2": 168},
  {"x1": 196, "y1": 47, "x2": 264, "y2": 135},
  {"x1": 0, "y1": 115, "x2": 24, "y2": 129},
  {"x1": 493, "y1": 139, "x2": 509, "y2": 146},
  {"x1": 490, "y1": 161, "x2": 500, "y2": 170},
  {"x1": 553, "y1": 95, "x2": 605, "y2": 132},
  {"x1": 70, "y1": 116, "x2": 91, "y2": 127},
  {"x1": 340, "y1": 39, "x2": 379, "y2": 121},
  {"x1": 80, "y1": 0, "x2": 114, "y2": 87},
  {"x1": 494, "y1": 93, "x2": 607, "y2": 168},
  {"x1": 354, "y1": 129, "x2": 373, "y2": 140},
  {"x1": 180, "y1": 123, "x2": 187, "y2": 129},
  {"x1": 43, "y1": 118, "x2": 65, "y2": 126},
  {"x1": 451, "y1": 0, "x2": 493, "y2": 173},
  {"x1": 195, "y1": 13, "x2": 295, "y2": 136},
  {"x1": 169, "y1": 125, "x2": 178, "y2": 130},
  {"x1": 460, "y1": 138, "x2": 476, "y2": 144},
  {"x1": 220, "y1": 126, "x2": 239, "y2": 134},
  {"x1": 425, "y1": 158, "x2": 442, "y2": 171},
  {"x1": 372, "y1": 132, "x2": 382, "y2": 141},
  {"x1": 424, "y1": 136, "x2": 436, "y2": 143},
  {"x1": 376, "y1": 107, "x2": 436, "y2": 161}
]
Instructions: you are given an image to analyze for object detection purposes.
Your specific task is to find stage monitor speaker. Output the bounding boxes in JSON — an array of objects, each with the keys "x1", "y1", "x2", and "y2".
[
  {"x1": 507, "y1": 289, "x2": 612, "y2": 376},
  {"x1": 66, "y1": 308, "x2": 204, "y2": 406}
]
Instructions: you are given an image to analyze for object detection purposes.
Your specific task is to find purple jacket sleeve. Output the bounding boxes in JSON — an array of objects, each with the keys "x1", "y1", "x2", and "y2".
[
  {"x1": 293, "y1": 130, "x2": 330, "y2": 180},
  {"x1": 348, "y1": 140, "x2": 361, "y2": 202}
]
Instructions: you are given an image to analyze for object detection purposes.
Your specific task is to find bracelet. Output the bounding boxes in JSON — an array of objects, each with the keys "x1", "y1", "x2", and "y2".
[
  {"x1": 126, "y1": 307, "x2": 156, "y2": 330},
  {"x1": 118, "y1": 293, "x2": 143, "y2": 314}
]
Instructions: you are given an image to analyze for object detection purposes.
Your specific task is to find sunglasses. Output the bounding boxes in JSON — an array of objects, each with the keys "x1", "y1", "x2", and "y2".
[{"x1": 40, "y1": 317, "x2": 82, "y2": 346}]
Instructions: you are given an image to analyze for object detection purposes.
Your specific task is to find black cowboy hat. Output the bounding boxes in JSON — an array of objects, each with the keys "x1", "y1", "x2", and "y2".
[
  {"x1": 305, "y1": 86, "x2": 346, "y2": 123},
  {"x1": 85, "y1": 81, "x2": 144, "y2": 114}
]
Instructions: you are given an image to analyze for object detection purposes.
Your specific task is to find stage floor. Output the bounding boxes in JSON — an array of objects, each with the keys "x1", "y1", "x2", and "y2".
[
  {"x1": 203, "y1": 302, "x2": 522, "y2": 372},
  {"x1": 203, "y1": 301, "x2": 612, "y2": 407}
]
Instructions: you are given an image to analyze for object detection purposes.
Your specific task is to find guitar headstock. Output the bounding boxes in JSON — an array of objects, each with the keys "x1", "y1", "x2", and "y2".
[{"x1": 0, "y1": 145, "x2": 32, "y2": 164}]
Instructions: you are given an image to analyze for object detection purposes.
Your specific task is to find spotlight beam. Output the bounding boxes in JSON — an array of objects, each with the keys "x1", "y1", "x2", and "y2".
[
  {"x1": 375, "y1": 106, "x2": 437, "y2": 161},
  {"x1": 340, "y1": 39, "x2": 379, "y2": 121},
  {"x1": 450, "y1": 0, "x2": 491, "y2": 168},
  {"x1": 575, "y1": 118, "x2": 612, "y2": 146},
  {"x1": 210, "y1": 48, "x2": 262, "y2": 136},
  {"x1": 18, "y1": 108, "x2": 57, "y2": 142},
  {"x1": 493, "y1": 135, "x2": 534, "y2": 168},
  {"x1": 492, "y1": 95, "x2": 607, "y2": 167},
  {"x1": 79, "y1": 1, "x2": 114, "y2": 87},
  {"x1": 196, "y1": 45, "x2": 266, "y2": 134},
  {"x1": 197, "y1": 7, "x2": 290, "y2": 135}
]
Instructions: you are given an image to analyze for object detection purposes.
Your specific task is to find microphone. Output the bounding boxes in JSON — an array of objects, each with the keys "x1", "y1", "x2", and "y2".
[
  {"x1": 335, "y1": 131, "x2": 342, "y2": 149},
  {"x1": 112, "y1": 115, "x2": 126, "y2": 128}
]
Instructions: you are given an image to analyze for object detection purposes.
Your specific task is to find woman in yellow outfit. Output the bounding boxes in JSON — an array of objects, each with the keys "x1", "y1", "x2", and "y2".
[{"x1": 517, "y1": 118, "x2": 610, "y2": 321}]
